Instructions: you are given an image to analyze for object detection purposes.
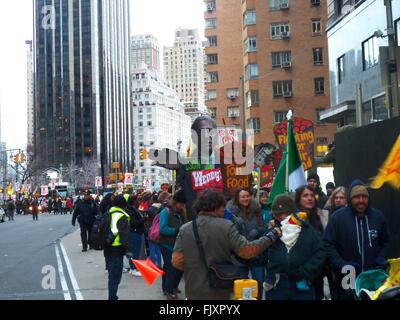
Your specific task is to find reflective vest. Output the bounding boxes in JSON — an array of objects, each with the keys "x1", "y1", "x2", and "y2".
[{"x1": 109, "y1": 207, "x2": 131, "y2": 247}]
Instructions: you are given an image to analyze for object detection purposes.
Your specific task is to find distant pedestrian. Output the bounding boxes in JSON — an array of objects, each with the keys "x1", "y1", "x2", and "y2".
[
  {"x1": 326, "y1": 182, "x2": 336, "y2": 198},
  {"x1": 72, "y1": 190, "x2": 98, "y2": 252},
  {"x1": 6, "y1": 197, "x2": 15, "y2": 221},
  {"x1": 31, "y1": 197, "x2": 40, "y2": 221},
  {"x1": 65, "y1": 197, "x2": 74, "y2": 214}
]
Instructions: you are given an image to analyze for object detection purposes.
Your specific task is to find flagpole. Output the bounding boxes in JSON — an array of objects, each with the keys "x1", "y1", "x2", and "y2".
[{"x1": 285, "y1": 110, "x2": 293, "y2": 193}]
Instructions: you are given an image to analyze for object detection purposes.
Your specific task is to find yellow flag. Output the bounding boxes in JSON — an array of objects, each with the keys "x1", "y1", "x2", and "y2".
[{"x1": 370, "y1": 135, "x2": 400, "y2": 189}]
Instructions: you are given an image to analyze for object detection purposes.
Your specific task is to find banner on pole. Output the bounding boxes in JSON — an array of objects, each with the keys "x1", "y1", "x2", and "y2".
[
  {"x1": 41, "y1": 186, "x2": 49, "y2": 196},
  {"x1": 124, "y1": 173, "x2": 134, "y2": 186}
]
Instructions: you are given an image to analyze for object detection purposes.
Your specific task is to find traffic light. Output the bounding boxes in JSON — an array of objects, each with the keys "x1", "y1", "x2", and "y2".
[
  {"x1": 119, "y1": 173, "x2": 125, "y2": 181},
  {"x1": 140, "y1": 148, "x2": 148, "y2": 160},
  {"x1": 20, "y1": 152, "x2": 26, "y2": 163},
  {"x1": 13, "y1": 154, "x2": 20, "y2": 164}
]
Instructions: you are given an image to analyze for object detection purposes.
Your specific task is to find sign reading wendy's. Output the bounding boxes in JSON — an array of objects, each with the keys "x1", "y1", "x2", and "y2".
[{"x1": 274, "y1": 117, "x2": 315, "y2": 171}]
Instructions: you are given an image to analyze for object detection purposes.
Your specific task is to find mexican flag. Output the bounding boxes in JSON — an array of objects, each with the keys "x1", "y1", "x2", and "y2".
[{"x1": 268, "y1": 117, "x2": 307, "y2": 207}]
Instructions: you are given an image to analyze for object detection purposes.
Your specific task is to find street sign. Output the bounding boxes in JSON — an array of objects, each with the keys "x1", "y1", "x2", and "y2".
[
  {"x1": 50, "y1": 180, "x2": 56, "y2": 191},
  {"x1": 117, "y1": 183, "x2": 124, "y2": 194},
  {"x1": 41, "y1": 186, "x2": 49, "y2": 196},
  {"x1": 124, "y1": 173, "x2": 134, "y2": 186},
  {"x1": 143, "y1": 177, "x2": 152, "y2": 190},
  {"x1": 95, "y1": 176, "x2": 103, "y2": 188}
]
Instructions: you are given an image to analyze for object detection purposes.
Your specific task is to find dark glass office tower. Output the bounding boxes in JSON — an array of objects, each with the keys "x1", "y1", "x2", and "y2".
[{"x1": 33, "y1": 0, "x2": 132, "y2": 175}]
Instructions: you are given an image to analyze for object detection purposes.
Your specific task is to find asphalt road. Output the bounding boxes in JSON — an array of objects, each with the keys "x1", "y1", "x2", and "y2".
[{"x1": 0, "y1": 213, "x2": 79, "y2": 300}]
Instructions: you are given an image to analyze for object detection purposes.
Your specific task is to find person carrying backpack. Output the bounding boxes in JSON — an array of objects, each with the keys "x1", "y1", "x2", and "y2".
[
  {"x1": 103, "y1": 195, "x2": 133, "y2": 301},
  {"x1": 147, "y1": 192, "x2": 171, "y2": 269},
  {"x1": 72, "y1": 190, "x2": 98, "y2": 252}
]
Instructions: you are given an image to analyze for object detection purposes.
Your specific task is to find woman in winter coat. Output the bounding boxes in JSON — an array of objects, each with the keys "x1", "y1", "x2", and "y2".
[
  {"x1": 259, "y1": 190, "x2": 273, "y2": 228},
  {"x1": 324, "y1": 187, "x2": 347, "y2": 217},
  {"x1": 226, "y1": 189, "x2": 266, "y2": 300},
  {"x1": 295, "y1": 186, "x2": 329, "y2": 300}
]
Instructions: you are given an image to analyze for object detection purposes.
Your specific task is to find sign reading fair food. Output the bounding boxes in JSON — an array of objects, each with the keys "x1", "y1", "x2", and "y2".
[
  {"x1": 274, "y1": 117, "x2": 315, "y2": 171},
  {"x1": 191, "y1": 168, "x2": 223, "y2": 191}
]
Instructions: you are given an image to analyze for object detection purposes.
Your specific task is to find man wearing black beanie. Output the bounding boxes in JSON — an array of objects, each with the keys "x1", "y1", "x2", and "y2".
[{"x1": 307, "y1": 172, "x2": 328, "y2": 209}]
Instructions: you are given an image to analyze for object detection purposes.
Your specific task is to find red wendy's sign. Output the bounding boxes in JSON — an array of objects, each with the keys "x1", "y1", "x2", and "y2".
[
  {"x1": 191, "y1": 169, "x2": 224, "y2": 191},
  {"x1": 273, "y1": 117, "x2": 315, "y2": 171}
]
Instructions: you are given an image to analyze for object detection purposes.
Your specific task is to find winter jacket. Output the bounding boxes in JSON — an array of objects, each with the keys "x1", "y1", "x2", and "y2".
[
  {"x1": 126, "y1": 205, "x2": 147, "y2": 235},
  {"x1": 72, "y1": 199, "x2": 97, "y2": 225},
  {"x1": 226, "y1": 199, "x2": 267, "y2": 266},
  {"x1": 267, "y1": 221, "x2": 326, "y2": 281},
  {"x1": 323, "y1": 180, "x2": 390, "y2": 275},
  {"x1": 159, "y1": 207, "x2": 186, "y2": 251},
  {"x1": 261, "y1": 204, "x2": 273, "y2": 227},
  {"x1": 315, "y1": 189, "x2": 328, "y2": 210}
]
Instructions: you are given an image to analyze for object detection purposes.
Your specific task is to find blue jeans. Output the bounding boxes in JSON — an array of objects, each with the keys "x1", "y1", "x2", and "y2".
[
  {"x1": 149, "y1": 242, "x2": 162, "y2": 268},
  {"x1": 265, "y1": 276, "x2": 316, "y2": 300},
  {"x1": 129, "y1": 231, "x2": 143, "y2": 270},
  {"x1": 160, "y1": 246, "x2": 183, "y2": 294},
  {"x1": 239, "y1": 266, "x2": 265, "y2": 300},
  {"x1": 105, "y1": 256, "x2": 123, "y2": 300}
]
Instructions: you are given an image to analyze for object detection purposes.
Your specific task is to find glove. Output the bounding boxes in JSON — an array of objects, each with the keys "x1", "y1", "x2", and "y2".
[
  {"x1": 288, "y1": 269, "x2": 303, "y2": 282},
  {"x1": 265, "y1": 227, "x2": 282, "y2": 243}
]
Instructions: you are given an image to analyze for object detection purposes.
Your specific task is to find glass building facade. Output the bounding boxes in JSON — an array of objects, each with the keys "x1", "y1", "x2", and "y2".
[{"x1": 33, "y1": 0, "x2": 133, "y2": 174}]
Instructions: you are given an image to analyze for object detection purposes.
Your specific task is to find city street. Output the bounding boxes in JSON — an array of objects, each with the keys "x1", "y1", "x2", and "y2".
[{"x1": 0, "y1": 213, "x2": 172, "y2": 300}]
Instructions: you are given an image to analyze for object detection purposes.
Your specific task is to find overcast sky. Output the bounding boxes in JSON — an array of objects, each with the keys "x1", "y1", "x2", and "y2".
[{"x1": 0, "y1": 0, "x2": 205, "y2": 150}]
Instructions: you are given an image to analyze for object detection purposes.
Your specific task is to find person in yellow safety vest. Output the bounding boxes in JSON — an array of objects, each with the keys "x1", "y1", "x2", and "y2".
[{"x1": 103, "y1": 195, "x2": 133, "y2": 300}]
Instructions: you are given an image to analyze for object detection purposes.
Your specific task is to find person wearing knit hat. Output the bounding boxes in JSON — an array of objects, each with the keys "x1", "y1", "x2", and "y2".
[
  {"x1": 326, "y1": 182, "x2": 336, "y2": 197},
  {"x1": 307, "y1": 172, "x2": 328, "y2": 209},
  {"x1": 265, "y1": 193, "x2": 325, "y2": 300},
  {"x1": 324, "y1": 180, "x2": 390, "y2": 300}
]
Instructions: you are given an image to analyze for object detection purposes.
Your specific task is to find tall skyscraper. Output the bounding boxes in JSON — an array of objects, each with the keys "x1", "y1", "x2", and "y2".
[
  {"x1": 164, "y1": 28, "x2": 207, "y2": 122},
  {"x1": 204, "y1": 0, "x2": 336, "y2": 156},
  {"x1": 33, "y1": 0, "x2": 133, "y2": 174},
  {"x1": 26, "y1": 40, "x2": 34, "y2": 148},
  {"x1": 131, "y1": 34, "x2": 160, "y2": 72}
]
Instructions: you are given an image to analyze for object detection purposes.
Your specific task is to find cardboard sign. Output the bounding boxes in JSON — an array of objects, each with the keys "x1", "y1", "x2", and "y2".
[
  {"x1": 124, "y1": 173, "x2": 134, "y2": 186},
  {"x1": 117, "y1": 183, "x2": 124, "y2": 194},
  {"x1": 191, "y1": 169, "x2": 223, "y2": 191},
  {"x1": 95, "y1": 177, "x2": 103, "y2": 188},
  {"x1": 41, "y1": 186, "x2": 49, "y2": 196},
  {"x1": 218, "y1": 128, "x2": 240, "y2": 148},
  {"x1": 274, "y1": 117, "x2": 315, "y2": 171},
  {"x1": 143, "y1": 177, "x2": 152, "y2": 190},
  {"x1": 259, "y1": 164, "x2": 275, "y2": 189},
  {"x1": 50, "y1": 180, "x2": 56, "y2": 191}
]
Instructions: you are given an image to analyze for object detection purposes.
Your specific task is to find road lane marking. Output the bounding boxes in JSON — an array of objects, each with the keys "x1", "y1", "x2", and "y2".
[
  {"x1": 55, "y1": 245, "x2": 72, "y2": 300},
  {"x1": 60, "y1": 242, "x2": 84, "y2": 300}
]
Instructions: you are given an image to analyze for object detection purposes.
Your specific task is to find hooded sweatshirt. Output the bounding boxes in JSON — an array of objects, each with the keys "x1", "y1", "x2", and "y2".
[{"x1": 323, "y1": 180, "x2": 390, "y2": 275}]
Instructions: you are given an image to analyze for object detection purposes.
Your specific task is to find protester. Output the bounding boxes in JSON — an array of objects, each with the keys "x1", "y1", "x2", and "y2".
[
  {"x1": 72, "y1": 190, "x2": 98, "y2": 252},
  {"x1": 31, "y1": 197, "x2": 40, "y2": 221},
  {"x1": 324, "y1": 180, "x2": 390, "y2": 300},
  {"x1": 324, "y1": 187, "x2": 347, "y2": 216},
  {"x1": 172, "y1": 190, "x2": 281, "y2": 300},
  {"x1": 226, "y1": 189, "x2": 267, "y2": 300},
  {"x1": 159, "y1": 189, "x2": 188, "y2": 300},
  {"x1": 6, "y1": 197, "x2": 15, "y2": 221},
  {"x1": 126, "y1": 194, "x2": 148, "y2": 277},
  {"x1": 326, "y1": 182, "x2": 336, "y2": 198},
  {"x1": 259, "y1": 190, "x2": 273, "y2": 228},
  {"x1": 103, "y1": 195, "x2": 133, "y2": 301},
  {"x1": 66, "y1": 197, "x2": 74, "y2": 215},
  {"x1": 147, "y1": 192, "x2": 170, "y2": 268},
  {"x1": 265, "y1": 194, "x2": 325, "y2": 300},
  {"x1": 307, "y1": 172, "x2": 328, "y2": 209}
]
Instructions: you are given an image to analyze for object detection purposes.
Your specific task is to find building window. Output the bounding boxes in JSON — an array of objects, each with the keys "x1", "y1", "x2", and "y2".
[
  {"x1": 208, "y1": 72, "x2": 219, "y2": 83},
  {"x1": 206, "y1": 36, "x2": 218, "y2": 47},
  {"x1": 327, "y1": 0, "x2": 335, "y2": 18},
  {"x1": 312, "y1": 19, "x2": 321, "y2": 35},
  {"x1": 269, "y1": 0, "x2": 289, "y2": 11},
  {"x1": 227, "y1": 107, "x2": 240, "y2": 118},
  {"x1": 316, "y1": 137, "x2": 328, "y2": 157},
  {"x1": 209, "y1": 108, "x2": 217, "y2": 118},
  {"x1": 271, "y1": 23, "x2": 290, "y2": 39},
  {"x1": 243, "y1": 10, "x2": 256, "y2": 26},
  {"x1": 207, "y1": 90, "x2": 217, "y2": 100},
  {"x1": 227, "y1": 88, "x2": 239, "y2": 99},
  {"x1": 272, "y1": 51, "x2": 292, "y2": 68},
  {"x1": 373, "y1": 95, "x2": 389, "y2": 122},
  {"x1": 337, "y1": 54, "x2": 345, "y2": 84},
  {"x1": 316, "y1": 108, "x2": 325, "y2": 125},
  {"x1": 247, "y1": 118, "x2": 261, "y2": 133},
  {"x1": 273, "y1": 81, "x2": 292, "y2": 98},
  {"x1": 313, "y1": 48, "x2": 323, "y2": 65},
  {"x1": 205, "y1": 18, "x2": 217, "y2": 29},
  {"x1": 247, "y1": 90, "x2": 259, "y2": 107},
  {"x1": 311, "y1": 0, "x2": 320, "y2": 6},
  {"x1": 362, "y1": 36, "x2": 379, "y2": 71},
  {"x1": 274, "y1": 111, "x2": 288, "y2": 124},
  {"x1": 244, "y1": 36, "x2": 257, "y2": 53},
  {"x1": 314, "y1": 77, "x2": 324, "y2": 95},
  {"x1": 245, "y1": 63, "x2": 259, "y2": 80},
  {"x1": 205, "y1": 0, "x2": 216, "y2": 11},
  {"x1": 207, "y1": 54, "x2": 218, "y2": 65}
]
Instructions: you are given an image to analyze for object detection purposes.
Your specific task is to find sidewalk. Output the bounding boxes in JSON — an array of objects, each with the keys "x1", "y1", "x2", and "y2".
[{"x1": 62, "y1": 230, "x2": 179, "y2": 300}]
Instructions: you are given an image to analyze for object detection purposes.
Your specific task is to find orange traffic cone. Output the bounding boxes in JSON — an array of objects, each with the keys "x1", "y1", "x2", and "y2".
[{"x1": 131, "y1": 259, "x2": 164, "y2": 286}]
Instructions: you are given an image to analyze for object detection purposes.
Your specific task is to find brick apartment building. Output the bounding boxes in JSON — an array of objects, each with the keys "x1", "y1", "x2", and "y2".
[{"x1": 204, "y1": 0, "x2": 336, "y2": 159}]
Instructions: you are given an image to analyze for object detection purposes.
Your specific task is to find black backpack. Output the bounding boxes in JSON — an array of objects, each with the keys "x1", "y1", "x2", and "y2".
[{"x1": 90, "y1": 211, "x2": 115, "y2": 251}]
